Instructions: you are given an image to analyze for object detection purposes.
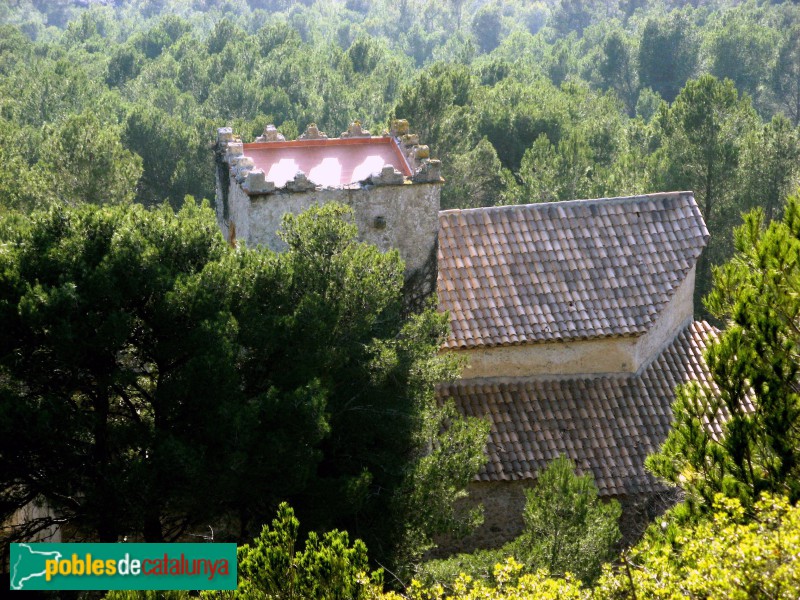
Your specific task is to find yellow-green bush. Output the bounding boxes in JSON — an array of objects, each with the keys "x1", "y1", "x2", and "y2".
[
  {"x1": 594, "y1": 493, "x2": 800, "y2": 599},
  {"x1": 384, "y1": 494, "x2": 800, "y2": 599},
  {"x1": 107, "y1": 494, "x2": 800, "y2": 599}
]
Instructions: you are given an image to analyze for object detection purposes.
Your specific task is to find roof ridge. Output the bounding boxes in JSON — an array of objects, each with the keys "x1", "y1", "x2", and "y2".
[
  {"x1": 438, "y1": 191, "x2": 695, "y2": 217},
  {"x1": 437, "y1": 371, "x2": 633, "y2": 386}
]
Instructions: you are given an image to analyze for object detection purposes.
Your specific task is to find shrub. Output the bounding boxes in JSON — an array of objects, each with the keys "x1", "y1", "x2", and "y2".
[{"x1": 418, "y1": 456, "x2": 620, "y2": 589}]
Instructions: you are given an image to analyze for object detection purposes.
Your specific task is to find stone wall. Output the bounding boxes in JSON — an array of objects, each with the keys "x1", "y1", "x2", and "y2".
[
  {"x1": 433, "y1": 480, "x2": 681, "y2": 557},
  {"x1": 233, "y1": 182, "x2": 440, "y2": 279},
  {"x1": 432, "y1": 480, "x2": 532, "y2": 556},
  {"x1": 214, "y1": 125, "x2": 442, "y2": 301},
  {"x1": 453, "y1": 268, "x2": 696, "y2": 379}
]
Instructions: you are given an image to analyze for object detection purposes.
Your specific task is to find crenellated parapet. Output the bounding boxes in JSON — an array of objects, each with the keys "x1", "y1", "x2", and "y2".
[
  {"x1": 297, "y1": 123, "x2": 328, "y2": 140},
  {"x1": 368, "y1": 164, "x2": 405, "y2": 186},
  {"x1": 213, "y1": 119, "x2": 442, "y2": 306},
  {"x1": 341, "y1": 120, "x2": 371, "y2": 138},
  {"x1": 214, "y1": 119, "x2": 443, "y2": 199},
  {"x1": 254, "y1": 124, "x2": 286, "y2": 142},
  {"x1": 389, "y1": 118, "x2": 441, "y2": 182}
]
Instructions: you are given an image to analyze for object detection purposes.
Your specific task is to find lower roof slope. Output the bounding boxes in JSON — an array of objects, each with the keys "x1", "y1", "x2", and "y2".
[
  {"x1": 437, "y1": 320, "x2": 717, "y2": 497},
  {"x1": 438, "y1": 192, "x2": 709, "y2": 350}
]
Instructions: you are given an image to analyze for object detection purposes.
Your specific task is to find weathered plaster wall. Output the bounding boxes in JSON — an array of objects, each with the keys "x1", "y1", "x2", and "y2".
[
  {"x1": 455, "y1": 335, "x2": 639, "y2": 379},
  {"x1": 631, "y1": 266, "x2": 696, "y2": 369},
  {"x1": 454, "y1": 268, "x2": 695, "y2": 379},
  {"x1": 214, "y1": 167, "x2": 228, "y2": 242},
  {"x1": 220, "y1": 177, "x2": 440, "y2": 284},
  {"x1": 218, "y1": 173, "x2": 255, "y2": 246},
  {"x1": 5, "y1": 501, "x2": 62, "y2": 543}
]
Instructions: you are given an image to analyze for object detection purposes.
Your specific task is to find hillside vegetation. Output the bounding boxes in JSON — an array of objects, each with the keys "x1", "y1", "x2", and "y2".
[
  {"x1": 4, "y1": 1, "x2": 800, "y2": 596},
  {"x1": 3, "y1": 0, "x2": 800, "y2": 300}
]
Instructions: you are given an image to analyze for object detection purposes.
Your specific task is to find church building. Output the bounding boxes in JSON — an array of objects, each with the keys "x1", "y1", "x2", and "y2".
[{"x1": 214, "y1": 121, "x2": 714, "y2": 549}]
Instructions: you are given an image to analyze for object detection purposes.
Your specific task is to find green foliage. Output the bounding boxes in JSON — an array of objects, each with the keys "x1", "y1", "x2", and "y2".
[
  {"x1": 104, "y1": 494, "x2": 800, "y2": 599},
  {"x1": 706, "y1": 5, "x2": 776, "y2": 105},
  {"x1": 395, "y1": 399, "x2": 490, "y2": 565},
  {"x1": 38, "y1": 111, "x2": 143, "y2": 206},
  {"x1": 595, "y1": 29, "x2": 637, "y2": 115},
  {"x1": 0, "y1": 200, "x2": 237, "y2": 542},
  {"x1": 417, "y1": 548, "x2": 508, "y2": 590},
  {"x1": 0, "y1": 117, "x2": 49, "y2": 214},
  {"x1": 648, "y1": 194, "x2": 800, "y2": 514},
  {"x1": 105, "y1": 592, "x2": 190, "y2": 600},
  {"x1": 231, "y1": 204, "x2": 488, "y2": 567},
  {"x1": 441, "y1": 137, "x2": 503, "y2": 209},
  {"x1": 106, "y1": 44, "x2": 146, "y2": 87},
  {"x1": 0, "y1": 55, "x2": 107, "y2": 127},
  {"x1": 393, "y1": 62, "x2": 477, "y2": 159},
  {"x1": 771, "y1": 25, "x2": 800, "y2": 126},
  {"x1": 543, "y1": 37, "x2": 577, "y2": 87},
  {"x1": 419, "y1": 456, "x2": 619, "y2": 589},
  {"x1": 346, "y1": 35, "x2": 382, "y2": 75},
  {"x1": 403, "y1": 559, "x2": 588, "y2": 600},
  {"x1": 595, "y1": 494, "x2": 800, "y2": 599},
  {"x1": 471, "y1": 3, "x2": 503, "y2": 55},
  {"x1": 634, "y1": 87, "x2": 663, "y2": 123},
  {"x1": 653, "y1": 75, "x2": 759, "y2": 302},
  {"x1": 122, "y1": 105, "x2": 212, "y2": 209},
  {"x1": 550, "y1": 0, "x2": 595, "y2": 37},
  {"x1": 512, "y1": 456, "x2": 620, "y2": 583},
  {"x1": 0, "y1": 201, "x2": 487, "y2": 571},
  {"x1": 509, "y1": 130, "x2": 596, "y2": 203},
  {"x1": 206, "y1": 503, "x2": 383, "y2": 600},
  {"x1": 736, "y1": 114, "x2": 800, "y2": 222},
  {"x1": 638, "y1": 12, "x2": 699, "y2": 103}
]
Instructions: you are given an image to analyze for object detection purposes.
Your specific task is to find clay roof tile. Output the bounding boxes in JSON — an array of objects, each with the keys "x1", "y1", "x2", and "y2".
[
  {"x1": 439, "y1": 193, "x2": 708, "y2": 350},
  {"x1": 438, "y1": 321, "x2": 718, "y2": 496}
]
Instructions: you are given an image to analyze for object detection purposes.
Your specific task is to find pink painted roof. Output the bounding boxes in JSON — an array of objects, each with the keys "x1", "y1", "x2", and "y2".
[{"x1": 243, "y1": 137, "x2": 412, "y2": 188}]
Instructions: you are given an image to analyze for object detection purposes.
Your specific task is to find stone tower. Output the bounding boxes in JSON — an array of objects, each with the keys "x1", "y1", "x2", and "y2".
[{"x1": 214, "y1": 120, "x2": 442, "y2": 305}]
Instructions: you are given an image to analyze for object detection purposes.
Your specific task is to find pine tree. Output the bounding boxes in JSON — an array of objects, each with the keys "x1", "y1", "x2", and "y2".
[{"x1": 648, "y1": 194, "x2": 800, "y2": 514}]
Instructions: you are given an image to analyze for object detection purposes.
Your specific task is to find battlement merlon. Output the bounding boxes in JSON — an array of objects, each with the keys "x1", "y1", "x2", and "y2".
[{"x1": 214, "y1": 120, "x2": 444, "y2": 196}]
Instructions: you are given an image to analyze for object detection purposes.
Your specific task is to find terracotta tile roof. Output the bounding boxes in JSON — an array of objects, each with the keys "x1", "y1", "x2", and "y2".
[
  {"x1": 437, "y1": 192, "x2": 709, "y2": 350},
  {"x1": 437, "y1": 321, "x2": 717, "y2": 496}
]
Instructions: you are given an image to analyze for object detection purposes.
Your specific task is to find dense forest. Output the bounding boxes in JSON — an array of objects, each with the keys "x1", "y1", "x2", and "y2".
[
  {"x1": 3, "y1": 0, "x2": 800, "y2": 300},
  {"x1": 4, "y1": 0, "x2": 800, "y2": 597}
]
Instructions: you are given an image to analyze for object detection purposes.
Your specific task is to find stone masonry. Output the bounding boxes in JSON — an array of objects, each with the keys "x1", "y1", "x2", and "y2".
[{"x1": 214, "y1": 120, "x2": 443, "y2": 305}]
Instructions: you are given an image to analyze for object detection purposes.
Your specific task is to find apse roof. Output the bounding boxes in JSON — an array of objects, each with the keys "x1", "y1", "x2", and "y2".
[{"x1": 438, "y1": 320, "x2": 718, "y2": 495}]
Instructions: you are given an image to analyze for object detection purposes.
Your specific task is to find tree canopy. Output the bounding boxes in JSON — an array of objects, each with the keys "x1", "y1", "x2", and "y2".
[
  {"x1": 0, "y1": 200, "x2": 487, "y2": 570},
  {"x1": 647, "y1": 194, "x2": 800, "y2": 515},
  {"x1": 4, "y1": 0, "x2": 800, "y2": 314}
]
